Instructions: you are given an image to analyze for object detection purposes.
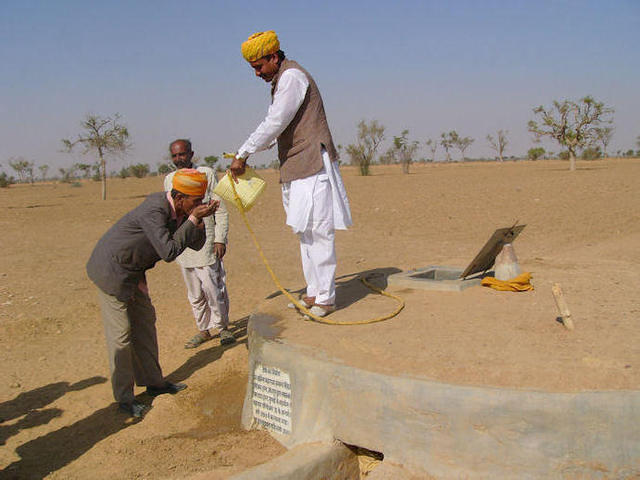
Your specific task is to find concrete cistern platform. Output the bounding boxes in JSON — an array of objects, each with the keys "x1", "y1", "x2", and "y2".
[{"x1": 235, "y1": 276, "x2": 640, "y2": 479}]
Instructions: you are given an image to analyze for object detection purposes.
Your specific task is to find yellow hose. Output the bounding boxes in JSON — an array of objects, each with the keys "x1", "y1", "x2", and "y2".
[{"x1": 226, "y1": 169, "x2": 404, "y2": 325}]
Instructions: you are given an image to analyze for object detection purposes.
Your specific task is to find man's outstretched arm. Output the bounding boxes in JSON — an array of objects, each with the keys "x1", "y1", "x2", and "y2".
[{"x1": 230, "y1": 69, "x2": 308, "y2": 178}]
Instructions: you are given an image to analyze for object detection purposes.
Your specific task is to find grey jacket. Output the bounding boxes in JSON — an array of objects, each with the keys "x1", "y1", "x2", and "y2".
[{"x1": 86, "y1": 192, "x2": 206, "y2": 302}]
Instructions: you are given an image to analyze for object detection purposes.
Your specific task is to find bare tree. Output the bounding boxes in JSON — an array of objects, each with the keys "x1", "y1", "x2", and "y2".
[
  {"x1": 425, "y1": 139, "x2": 437, "y2": 162},
  {"x1": 59, "y1": 165, "x2": 78, "y2": 183},
  {"x1": 528, "y1": 96, "x2": 613, "y2": 171},
  {"x1": 527, "y1": 147, "x2": 545, "y2": 161},
  {"x1": 452, "y1": 133, "x2": 474, "y2": 162},
  {"x1": 0, "y1": 172, "x2": 14, "y2": 188},
  {"x1": 62, "y1": 113, "x2": 131, "y2": 199},
  {"x1": 91, "y1": 162, "x2": 101, "y2": 181},
  {"x1": 440, "y1": 132, "x2": 456, "y2": 162},
  {"x1": 345, "y1": 119, "x2": 385, "y2": 176},
  {"x1": 385, "y1": 130, "x2": 419, "y2": 174},
  {"x1": 486, "y1": 130, "x2": 508, "y2": 162},
  {"x1": 378, "y1": 150, "x2": 394, "y2": 165},
  {"x1": 593, "y1": 127, "x2": 614, "y2": 158},
  {"x1": 38, "y1": 164, "x2": 49, "y2": 182},
  {"x1": 128, "y1": 163, "x2": 150, "y2": 178},
  {"x1": 26, "y1": 162, "x2": 34, "y2": 184},
  {"x1": 75, "y1": 163, "x2": 92, "y2": 179},
  {"x1": 8, "y1": 157, "x2": 34, "y2": 184},
  {"x1": 157, "y1": 162, "x2": 173, "y2": 175}
]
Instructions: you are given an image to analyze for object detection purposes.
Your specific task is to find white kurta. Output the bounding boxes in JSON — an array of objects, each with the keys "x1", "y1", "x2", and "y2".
[
  {"x1": 238, "y1": 66, "x2": 352, "y2": 305},
  {"x1": 164, "y1": 167, "x2": 230, "y2": 331}
]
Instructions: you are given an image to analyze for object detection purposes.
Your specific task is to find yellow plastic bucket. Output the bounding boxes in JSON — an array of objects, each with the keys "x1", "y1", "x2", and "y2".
[{"x1": 213, "y1": 167, "x2": 266, "y2": 212}]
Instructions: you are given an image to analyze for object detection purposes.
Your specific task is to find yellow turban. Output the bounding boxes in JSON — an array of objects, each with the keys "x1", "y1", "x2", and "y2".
[
  {"x1": 241, "y1": 30, "x2": 280, "y2": 62},
  {"x1": 172, "y1": 169, "x2": 207, "y2": 197}
]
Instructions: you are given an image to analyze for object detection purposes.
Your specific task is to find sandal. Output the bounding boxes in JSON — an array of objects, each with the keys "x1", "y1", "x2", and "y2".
[
  {"x1": 184, "y1": 331, "x2": 212, "y2": 349},
  {"x1": 219, "y1": 329, "x2": 236, "y2": 345},
  {"x1": 309, "y1": 304, "x2": 336, "y2": 317}
]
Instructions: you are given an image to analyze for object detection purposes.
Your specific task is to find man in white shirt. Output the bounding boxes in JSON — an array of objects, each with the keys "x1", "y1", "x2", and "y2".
[
  {"x1": 164, "y1": 139, "x2": 235, "y2": 347},
  {"x1": 230, "y1": 31, "x2": 352, "y2": 317}
]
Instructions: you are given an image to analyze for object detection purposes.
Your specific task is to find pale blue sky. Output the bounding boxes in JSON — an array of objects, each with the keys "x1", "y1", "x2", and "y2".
[{"x1": 1, "y1": 0, "x2": 638, "y2": 172}]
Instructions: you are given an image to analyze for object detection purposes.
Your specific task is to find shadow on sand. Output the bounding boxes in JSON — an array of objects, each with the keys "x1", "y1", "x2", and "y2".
[
  {"x1": 264, "y1": 266, "x2": 402, "y2": 311},
  {"x1": 0, "y1": 376, "x2": 108, "y2": 479},
  {"x1": 1, "y1": 318, "x2": 248, "y2": 479},
  {"x1": 0, "y1": 376, "x2": 107, "y2": 444},
  {"x1": 164, "y1": 315, "x2": 248, "y2": 384}
]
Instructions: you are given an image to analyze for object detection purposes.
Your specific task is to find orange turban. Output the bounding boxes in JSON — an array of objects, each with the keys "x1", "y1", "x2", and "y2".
[
  {"x1": 241, "y1": 30, "x2": 280, "y2": 62},
  {"x1": 172, "y1": 169, "x2": 207, "y2": 197}
]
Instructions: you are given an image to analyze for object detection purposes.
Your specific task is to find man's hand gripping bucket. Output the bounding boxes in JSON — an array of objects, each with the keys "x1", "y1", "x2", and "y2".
[{"x1": 214, "y1": 165, "x2": 266, "y2": 212}]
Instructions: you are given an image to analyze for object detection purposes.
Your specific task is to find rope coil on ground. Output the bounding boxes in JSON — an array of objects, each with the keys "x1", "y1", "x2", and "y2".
[{"x1": 226, "y1": 169, "x2": 404, "y2": 325}]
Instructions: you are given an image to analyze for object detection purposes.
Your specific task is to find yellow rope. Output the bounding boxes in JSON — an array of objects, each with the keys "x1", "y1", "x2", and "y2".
[{"x1": 226, "y1": 170, "x2": 404, "y2": 325}]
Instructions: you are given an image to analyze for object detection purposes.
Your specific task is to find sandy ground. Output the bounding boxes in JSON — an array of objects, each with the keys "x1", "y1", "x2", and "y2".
[{"x1": 1, "y1": 158, "x2": 639, "y2": 478}]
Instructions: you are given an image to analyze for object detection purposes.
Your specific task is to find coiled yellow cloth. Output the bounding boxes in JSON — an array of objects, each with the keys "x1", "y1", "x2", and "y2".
[{"x1": 481, "y1": 272, "x2": 534, "y2": 291}]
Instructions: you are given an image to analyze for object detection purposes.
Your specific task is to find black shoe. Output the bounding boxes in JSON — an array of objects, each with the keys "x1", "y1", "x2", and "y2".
[
  {"x1": 219, "y1": 329, "x2": 236, "y2": 346},
  {"x1": 119, "y1": 400, "x2": 148, "y2": 418},
  {"x1": 146, "y1": 382, "x2": 187, "y2": 397}
]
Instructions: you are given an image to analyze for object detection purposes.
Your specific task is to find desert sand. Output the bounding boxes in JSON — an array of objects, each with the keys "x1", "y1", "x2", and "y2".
[{"x1": 1, "y1": 158, "x2": 639, "y2": 479}]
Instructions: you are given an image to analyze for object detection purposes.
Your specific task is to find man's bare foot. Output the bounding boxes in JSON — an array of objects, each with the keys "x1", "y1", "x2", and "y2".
[
  {"x1": 288, "y1": 294, "x2": 315, "y2": 310},
  {"x1": 302, "y1": 296, "x2": 316, "y2": 307}
]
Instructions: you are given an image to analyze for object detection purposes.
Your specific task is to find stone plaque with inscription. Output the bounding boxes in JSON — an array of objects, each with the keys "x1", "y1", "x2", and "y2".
[{"x1": 252, "y1": 364, "x2": 292, "y2": 435}]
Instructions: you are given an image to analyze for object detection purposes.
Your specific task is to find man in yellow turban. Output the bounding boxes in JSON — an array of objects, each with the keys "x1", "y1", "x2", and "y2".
[
  {"x1": 164, "y1": 139, "x2": 234, "y2": 349},
  {"x1": 231, "y1": 31, "x2": 352, "y2": 318},
  {"x1": 86, "y1": 170, "x2": 218, "y2": 417},
  {"x1": 241, "y1": 30, "x2": 280, "y2": 63}
]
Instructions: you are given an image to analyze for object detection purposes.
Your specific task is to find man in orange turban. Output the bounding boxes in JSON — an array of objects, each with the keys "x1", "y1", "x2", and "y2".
[
  {"x1": 172, "y1": 167, "x2": 208, "y2": 196},
  {"x1": 231, "y1": 31, "x2": 352, "y2": 318},
  {"x1": 86, "y1": 172, "x2": 218, "y2": 417},
  {"x1": 169, "y1": 167, "x2": 212, "y2": 224}
]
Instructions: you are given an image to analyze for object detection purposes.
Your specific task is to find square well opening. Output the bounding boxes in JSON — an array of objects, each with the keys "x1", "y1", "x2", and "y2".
[{"x1": 409, "y1": 268, "x2": 462, "y2": 281}]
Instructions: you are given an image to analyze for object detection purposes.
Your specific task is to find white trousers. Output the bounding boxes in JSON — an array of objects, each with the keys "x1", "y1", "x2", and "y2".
[
  {"x1": 283, "y1": 170, "x2": 336, "y2": 305},
  {"x1": 180, "y1": 260, "x2": 229, "y2": 331}
]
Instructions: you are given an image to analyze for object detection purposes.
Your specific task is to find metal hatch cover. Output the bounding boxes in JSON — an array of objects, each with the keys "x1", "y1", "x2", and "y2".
[{"x1": 459, "y1": 224, "x2": 526, "y2": 279}]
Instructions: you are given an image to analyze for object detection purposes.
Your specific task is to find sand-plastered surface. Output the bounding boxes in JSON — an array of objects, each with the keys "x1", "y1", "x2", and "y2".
[{"x1": 1, "y1": 158, "x2": 638, "y2": 478}]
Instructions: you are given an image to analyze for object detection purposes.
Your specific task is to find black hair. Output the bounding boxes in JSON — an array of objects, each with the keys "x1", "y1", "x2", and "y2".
[{"x1": 170, "y1": 188, "x2": 184, "y2": 199}]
